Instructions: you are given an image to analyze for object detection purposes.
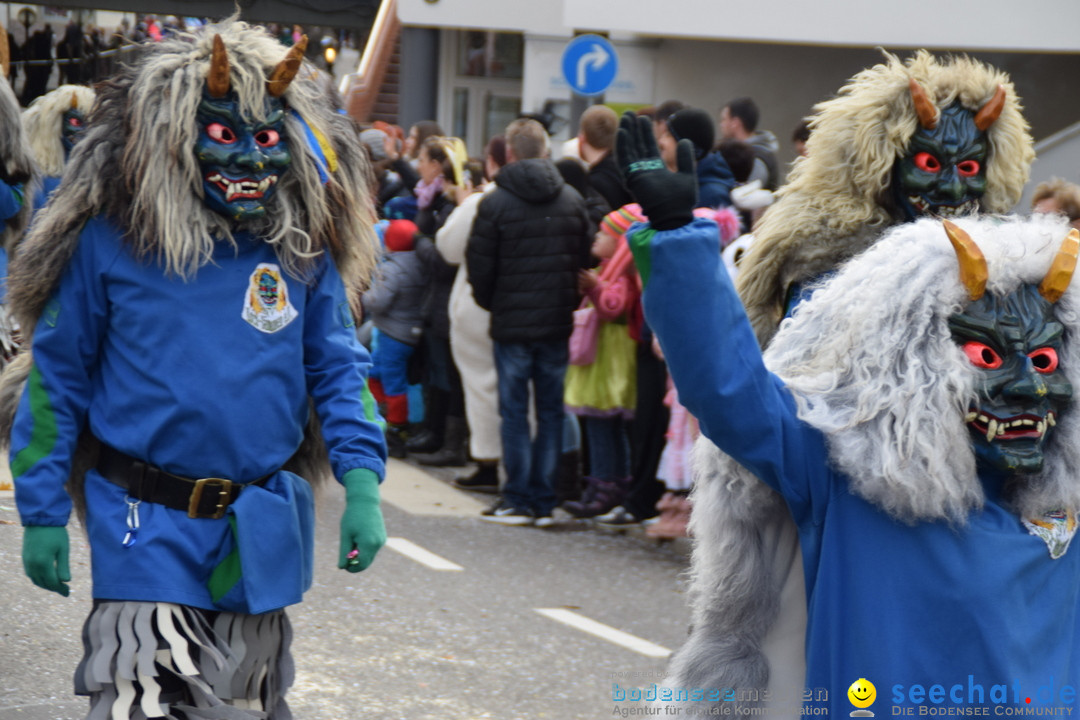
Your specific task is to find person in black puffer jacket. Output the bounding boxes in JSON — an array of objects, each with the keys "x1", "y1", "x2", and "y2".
[{"x1": 467, "y1": 118, "x2": 593, "y2": 526}]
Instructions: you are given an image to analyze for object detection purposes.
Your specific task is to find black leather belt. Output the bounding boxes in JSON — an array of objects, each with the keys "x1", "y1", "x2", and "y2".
[{"x1": 96, "y1": 444, "x2": 270, "y2": 519}]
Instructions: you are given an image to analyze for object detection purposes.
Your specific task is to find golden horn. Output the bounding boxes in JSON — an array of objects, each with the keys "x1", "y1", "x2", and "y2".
[
  {"x1": 70, "y1": 92, "x2": 78, "y2": 110},
  {"x1": 1039, "y1": 228, "x2": 1080, "y2": 304},
  {"x1": 943, "y1": 220, "x2": 988, "y2": 301},
  {"x1": 267, "y1": 36, "x2": 307, "y2": 98},
  {"x1": 207, "y1": 34, "x2": 231, "y2": 98},
  {"x1": 909, "y1": 78, "x2": 938, "y2": 130},
  {"x1": 974, "y1": 84, "x2": 1007, "y2": 132}
]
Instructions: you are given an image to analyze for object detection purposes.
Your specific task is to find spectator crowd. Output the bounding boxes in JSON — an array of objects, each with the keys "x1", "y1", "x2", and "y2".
[{"x1": 6, "y1": 16, "x2": 1080, "y2": 540}]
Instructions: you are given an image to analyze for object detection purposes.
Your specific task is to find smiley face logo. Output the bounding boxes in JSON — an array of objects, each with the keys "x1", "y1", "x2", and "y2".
[{"x1": 848, "y1": 678, "x2": 876, "y2": 716}]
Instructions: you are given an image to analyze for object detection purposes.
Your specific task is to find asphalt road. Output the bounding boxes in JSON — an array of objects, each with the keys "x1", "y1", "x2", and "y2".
[{"x1": 0, "y1": 458, "x2": 692, "y2": 720}]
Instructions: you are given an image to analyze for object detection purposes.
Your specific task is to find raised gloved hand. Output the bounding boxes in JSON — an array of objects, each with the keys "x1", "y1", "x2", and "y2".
[
  {"x1": 615, "y1": 111, "x2": 697, "y2": 232},
  {"x1": 23, "y1": 525, "x2": 71, "y2": 596},
  {"x1": 338, "y1": 468, "x2": 386, "y2": 573}
]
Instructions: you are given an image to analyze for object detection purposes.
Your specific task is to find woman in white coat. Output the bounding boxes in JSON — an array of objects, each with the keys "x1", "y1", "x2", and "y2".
[{"x1": 435, "y1": 136, "x2": 508, "y2": 491}]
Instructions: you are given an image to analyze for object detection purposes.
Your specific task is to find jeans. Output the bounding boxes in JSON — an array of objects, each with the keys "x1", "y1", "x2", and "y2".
[
  {"x1": 370, "y1": 329, "x2": 414, "y2": 397},
  {"x1": 583, "y1": 415, "x2": 630, "y2": 480},
  {"x1": 494, "y1": 340, "x2": 568, "y2": 515}
]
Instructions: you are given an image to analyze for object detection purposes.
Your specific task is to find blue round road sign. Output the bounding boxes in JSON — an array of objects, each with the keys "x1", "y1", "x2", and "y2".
[{"x1": 561, "y1": 34, "x2": 618, "y2": 96}]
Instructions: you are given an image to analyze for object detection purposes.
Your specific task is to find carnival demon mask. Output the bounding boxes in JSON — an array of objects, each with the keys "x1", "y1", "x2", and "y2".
[
  {"x1": 60, "y1": 94, "x2": 86, "y2": 157},
  {"x1": 946, "y1": 221, "x2": 1077, "y2": 474},
  {"x1": 195, "y1": 35, "x2": 305, "y2": 222},
  {"x1": 892, "y1": 83, "x2": 1006, "y2": 222},
  {"x1": 196, "y1": 94, "x2": 290, "y2": 222}
]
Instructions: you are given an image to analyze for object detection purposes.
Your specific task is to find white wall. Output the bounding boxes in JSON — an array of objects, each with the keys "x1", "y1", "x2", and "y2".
[
  {"x1": 522, "y1": 35, "x2": 657, "y2": 118},
  {"x1": 398, "y1": 0, "x2": 568, "y2": 36},
  {"x1": 402, "y1": 0, "x2": 1080, "y2": 53},
  {"x1": 1018, "y1": 123, "x2": 1080, "y2": 212}
]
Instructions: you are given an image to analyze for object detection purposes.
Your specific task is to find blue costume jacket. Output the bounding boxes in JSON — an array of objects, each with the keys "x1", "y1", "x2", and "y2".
[
  {"x1": 635, "y1": 218, "x2": 1080, "y2": 714},
  {"x1": 12, "y1": 215, "x2": 386, "y2": 613}
]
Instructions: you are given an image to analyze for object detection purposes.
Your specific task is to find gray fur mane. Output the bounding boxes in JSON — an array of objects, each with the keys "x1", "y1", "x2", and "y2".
[
  {"x1": 0, "y1": 76, "x2": 38, "y2": 253},
  {"x1": 0, "y1": 20, "x2": 379, "y2": 516}
]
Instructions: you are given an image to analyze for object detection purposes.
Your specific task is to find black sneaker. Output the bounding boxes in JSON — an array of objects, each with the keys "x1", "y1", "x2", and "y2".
[
  {"x1": 533, "y1": 511, "x2": 557, "y2": 529},
  {"x1": 480, "y1": 500, "x2": 534, "y2": 526},
  {"x1": 594, "y1": 506, "x2": 641, "y2": 527}
]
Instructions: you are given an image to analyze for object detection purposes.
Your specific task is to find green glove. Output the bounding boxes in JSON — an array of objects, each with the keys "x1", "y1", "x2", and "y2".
[
  {"x1": 23, "y1": 525, "x2": 71, "y2": 597},
  {"x1": 338, "y1": 468, "x2": 386, "y2": 573},
  {"x1": 615, "y1": 111, "x2": 698, "y2": 231}
]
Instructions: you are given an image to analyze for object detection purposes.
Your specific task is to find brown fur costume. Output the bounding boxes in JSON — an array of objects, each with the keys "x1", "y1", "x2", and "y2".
[{"x1": 736, "y1": 50, "x2": 1033, "y2": 347}]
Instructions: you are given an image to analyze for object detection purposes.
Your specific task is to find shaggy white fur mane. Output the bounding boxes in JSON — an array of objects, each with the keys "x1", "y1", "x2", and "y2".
[
  {"x1": 22, "y1": 84, "x2": 95, "y2": 177},
  {"x1": 768, "y1": 214, "x2": 1080, "y2": 521}
]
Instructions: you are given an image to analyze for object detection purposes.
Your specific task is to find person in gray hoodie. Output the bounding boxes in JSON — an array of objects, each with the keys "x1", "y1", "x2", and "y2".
[{"x1": 362, "y1": 218, "x2": 427, "y2": 456}]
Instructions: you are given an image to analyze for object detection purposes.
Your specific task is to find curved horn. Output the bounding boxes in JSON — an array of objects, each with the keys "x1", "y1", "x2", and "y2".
[
  {"x1": 909, "y1": 78, "x2": 938, "y2": 130},
  {"x1": 267, "y1": 35, "x2": 307, "y2": 98},
  {"x1": 206, "y1": 34, "x2": 231, "y2": 98},
  {"x1": 974, "y1": 84, "x2": 1007, "y2": 132},
  {"x1": 943, "y1": 220, "x2": 988, "y2": 301},
  {"x1": 1039, "y1": 228, "x2": 1080, "y2": 304}
]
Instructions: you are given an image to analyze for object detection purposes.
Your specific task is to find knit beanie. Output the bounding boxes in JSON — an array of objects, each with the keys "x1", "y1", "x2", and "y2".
[
  {"x1": 384, "y1": 219, "x2": 417, "y2": 253},
  {"x1": 384, "y1": 196, "x2": 418, "y2": 221},
  {"x1": 667, "y1": 108, "x2": 715, "y2": 160},
  {"x1": 360, "y1": 128, "x2": 389, "y2": 162},
  {"x1": 600, "y1": 203, "x2": 646, "y2": 239}
]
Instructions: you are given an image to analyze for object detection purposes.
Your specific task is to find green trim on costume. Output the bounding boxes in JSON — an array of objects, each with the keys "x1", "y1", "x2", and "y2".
[
  {"x1": 360, "y1": 381, "x2": 386, "y2": 432},
  {"x1": 628, "y1": 226, "x2": 657, "y2": 289},
  {"x1": 208, "y1": 515, "x2": 242, "y2": 603},
  {"x1": 11, "y1": 366, "x2": 59, "y2": 479}
]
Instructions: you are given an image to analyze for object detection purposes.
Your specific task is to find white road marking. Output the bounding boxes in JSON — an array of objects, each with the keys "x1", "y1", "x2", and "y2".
[
  {"x1": 534, "y1": 608, "x2": 672, "y2": 658},
  {"x1": 385, "y1": 537, "x2": 464, "y2": 571}
]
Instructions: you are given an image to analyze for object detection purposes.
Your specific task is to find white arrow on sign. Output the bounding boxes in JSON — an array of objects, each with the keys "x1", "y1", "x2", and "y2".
[{"x1": 576, "y1": 43, "x2": 611, "y2": 90}]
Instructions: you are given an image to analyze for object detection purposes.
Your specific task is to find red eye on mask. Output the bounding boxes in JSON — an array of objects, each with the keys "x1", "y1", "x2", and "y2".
[
  {"x1": 963, "y1": 342, "x2": 1002, "y2": 369},
  {"x1": 1028, "y1": 347, "x2": 1059, "y2": 374},
  {"x1": 255, "y1": 129, "x2": 281, "y2": 148},
  {"x1": 207, "y1": 123, "x2": 237, "y2": 144},
  {"x1": 913, "y1": 152, "x2": 941, "y2": 173},
  {"x1": 67, "y1": 117, "x2": 83, "y2": 128},
  {"x1": 956, "y1": 160, "x2": 981, "y2": 177}
]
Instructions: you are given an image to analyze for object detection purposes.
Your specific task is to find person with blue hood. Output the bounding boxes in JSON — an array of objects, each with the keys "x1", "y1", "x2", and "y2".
[{"x1": 656, "y1": 106, "x2": 735, "y2": 210}]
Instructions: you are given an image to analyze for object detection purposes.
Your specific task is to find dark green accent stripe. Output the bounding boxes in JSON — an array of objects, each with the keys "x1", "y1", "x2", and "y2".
[
  {"x1": 208, "y1": 516, "x2": 242, "y2": 603},
  {"x1": 628, "y1": 226, "x2": 657, "y2": 289},
  {"x1": 360, "y1": 381, "x2": 386, "y2": 432},
  {"x1": 11, "y1": 366, "x2": 59, "y2": 480}
]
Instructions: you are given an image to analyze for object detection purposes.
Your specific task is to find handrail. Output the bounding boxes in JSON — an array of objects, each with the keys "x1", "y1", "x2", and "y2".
[
  {"x1": 1034, "y1": 120, "x2": 1080, "y2": 155},
  {"x1": 342, "y1": 0, "x2": 400, "y2": 123}
]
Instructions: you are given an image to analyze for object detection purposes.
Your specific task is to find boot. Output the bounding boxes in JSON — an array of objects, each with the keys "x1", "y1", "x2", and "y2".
[
  {"x1": 555, "y1": 449, "x2": 583, "y2": 503},
  {"x1": 413, "y1": 416, "x2": 469, "y2": 467},
  {"x1": 405, "y1": 386, "x2": 446, "y2": 453},
  {"x1": 404, "y1": 428, "x2": 440, "y2": 454},
  {"x1": 453, "y1": 460, "x2": 500, "y2": 493},
  {"x1": 562, "y1": 476, "x2": 630, "y2": 519},
  {"x1": 385, "y1": 424, "x2": 408, "y2": 459}
]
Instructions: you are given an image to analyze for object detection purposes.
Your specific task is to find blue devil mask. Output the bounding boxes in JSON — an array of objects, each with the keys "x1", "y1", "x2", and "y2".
[
  {"x1": 195, "y1": 34, "x2": 307, "y2": 223},
  {"x1": 945, "y1": 221, "x2": 1077, "y2": 475},
  {"x1": 891, "y1": 82, "x2": 1006, "y2": 223}
]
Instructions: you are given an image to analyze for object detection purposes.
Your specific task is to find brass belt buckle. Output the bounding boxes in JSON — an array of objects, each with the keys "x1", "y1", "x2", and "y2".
[{"x1": 188, "y1": 477, "x2": 233, "y2": 519}]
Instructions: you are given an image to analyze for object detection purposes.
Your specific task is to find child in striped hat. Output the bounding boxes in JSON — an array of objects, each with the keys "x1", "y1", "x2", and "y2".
[{"x1": 563, "y1": 204, "x2": 645, "y2": 518}]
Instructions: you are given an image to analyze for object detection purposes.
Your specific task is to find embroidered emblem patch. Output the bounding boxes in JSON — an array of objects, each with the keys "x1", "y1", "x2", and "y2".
[
  {"x1": 1022, "y1": 508, "x2": 1079, "y2": 560},
  {"x1": 241, "y1": 263, "x2": 297, "y2": 333}
]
